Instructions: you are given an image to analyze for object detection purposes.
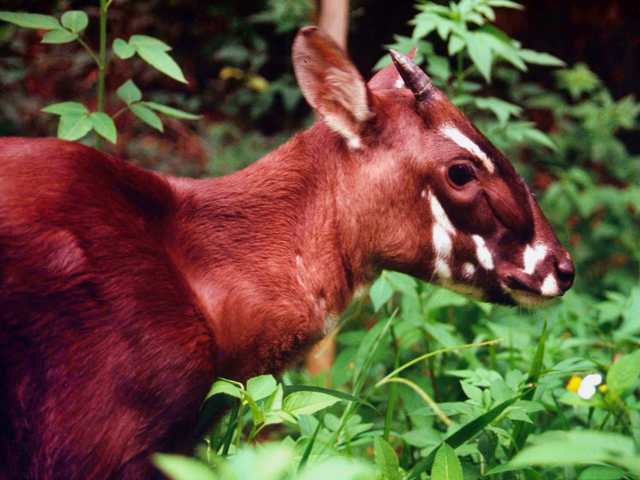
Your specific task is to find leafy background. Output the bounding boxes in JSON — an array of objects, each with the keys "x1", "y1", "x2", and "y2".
[{"x1": 0, "y1": 0, "x2": 639, "y2": 479}]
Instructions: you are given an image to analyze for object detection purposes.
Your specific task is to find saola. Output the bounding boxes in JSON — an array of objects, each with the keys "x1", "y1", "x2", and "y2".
[{"x1": 0, "y1": 27, "x2": 573, "y2": 479}]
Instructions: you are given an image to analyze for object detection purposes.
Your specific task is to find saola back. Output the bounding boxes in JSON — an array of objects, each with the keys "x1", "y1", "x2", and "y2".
[{"x1": 0, "y1": 27, "x2": 573, "y2": 479}]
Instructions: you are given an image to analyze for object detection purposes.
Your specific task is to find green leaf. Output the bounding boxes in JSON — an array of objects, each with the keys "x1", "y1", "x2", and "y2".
[
  {"x1": 448, "y1": 35, "x2": 465, "y2": 56},
  {"x1": 511, "y1": 431, "x2": 640, "y2": 474},
  {"x1": 579, "y1": 465, "x2": 626, "y2": 480},
  {"x1": 431, "y1": 443, "x2": 463, "y2": 480},
  {"x1": 129, "y1": 34, "x2": 172, "y2": 51},
  {"x1": 519, "y1": 49, "x2": 565, "y2": 67},
  {"x1": 0, "y1": 11, "x2": 60, "y2": 30},
  {"x1": 607, "y1": 350, "x2": 640, "y2": 396},
  {"x1": 205, "y1": 380, "x2": 241, "y2": 400},
  {"x1": 283, "y1": 391, "x2": 341, "y2": 417},
  {"x1": 370, "y1": 274, "x2": 393, "y2": 312},
  {"x1": 374, "y1": 437, "x2": 401, "y2": 480},
  {"x1": 116, "y1": 79, "x2": 142, "y2": 105},
  {"x1": 89, "y1": 112, "x2": 117, "y2": 144},
  {"x1": 57, "y1": 113, "x2": 92, "y2": 141},
  {"x1": 246, "y1": 375, "x2": 277, "y2": 402},
  {"x1": 131, "y1": 103, "x2": 164, "y2": 132},
  {"x1": 113, "y1": 38, "x2": 136, "y2": 60},
  {"x1": 42, "y1": 101, "x2": 88, "y2": 116},
  {"x1": 135, "y1": 45, "x2": 187, "y2": 83},
  {"x1": 41, "y1": 29, "x2": 77, "y2": 44},
  {"x1": 466, "y1": 32, "x2": 493, "y2": 81},
  {"x1": 153, "y1": 454, "x2": 216, "y2": 480},
  {"x1": 283, "y1": 385, "x2": 376, "y2": 410},
  {"x1": 61, "y1": 11, "x2": 88, "y2": 33},
  {"x1": 144, "y1": 101, "x2": 200, "y2": 120}
]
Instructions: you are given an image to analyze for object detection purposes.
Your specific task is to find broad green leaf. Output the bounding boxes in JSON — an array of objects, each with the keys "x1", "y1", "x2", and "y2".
[
  {"x1": 519, "y1": 49, "x2": 565, "y2": 67},
  {"x1": 135, "y1": 45, "x2": 187, "y2": 83},
  {"x1": 113, "y1": 38, "x2": 136, "y2": 60},
  {"x1": 283, "y1": 391, "x2": 341, "y2": 417},
  {"x1": 488, "y1": 0, "x2": 523, "y2": 8},
  {"x1": 283, "y1": 385, "x2": 376, "y2": 410},
  {"x1": 607, "y1": 350, "x2": 640, "y2": 396},
  {"x1": 0, "y1": 11, "x2": 60, "y2": 30},
  {"x1": 205, "y1": 380, "x2": 241, "y2": 400},
  {"x1": 131, "y1": 103, "x2": 164, "y2": 132},
  {"x1": 246, "y1": 375, "x2": 277, "y2": 401},
  {"x1": 511, "y1": 431, "x2": 639, "y2": 473},
  {"x1": 116, "y1": 79, "x2": 142, "y2": 105},
  {"x1": 298, "y1": 457, "x2": 374, "y2": 480},
  {"x1": 144, "y1": 101, "x2": 200, "y2": 120},
  {"x1": 466, "y1": 32, "x2": 493, "y2": 81},
  {"x1": 129, "y1": 34, "x2": 171, "y2": 51},
  {"x1": 370, "y1": 274, "x2": 393, "y2": 312},
  {"x1": 89, "y1": 112, "x2": 117, "y2": 144},
  {"x1": 431, "y1": 443, "x2": 463, "y2": 480},
  {"x1": 42, "y1": 101, "x2": 88, "y2": 116},
  {"x1": 374, "y1": 437, "x2": 401, "y2": 480},
  {"x1": 57, "y1": 113, "x2": 92, "y2": 141},
  {"x1": 448, "y1": 35, "x2": 465, "y2": 56},
  {"x1": 579, "y1": 465, "x2": 626, "y2": 480},
  {"x1": 61, "y1": 11, "x2": 88, "y2": 33},
  {"x1": 41, "y1": 29, "x2": 77, "y2": 44},
  {"x1": 153, "y1": 454, "x2": 216, "y2": 480}
]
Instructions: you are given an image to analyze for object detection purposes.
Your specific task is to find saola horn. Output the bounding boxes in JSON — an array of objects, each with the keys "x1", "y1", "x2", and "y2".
[{"x1": 389, "y1": 49, "x2": 433, "y2": 101}]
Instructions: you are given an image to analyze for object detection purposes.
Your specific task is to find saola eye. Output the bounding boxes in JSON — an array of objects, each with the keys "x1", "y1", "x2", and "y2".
[{"x1": 448, "y1": 163, "x2": 476, "y2": 187}]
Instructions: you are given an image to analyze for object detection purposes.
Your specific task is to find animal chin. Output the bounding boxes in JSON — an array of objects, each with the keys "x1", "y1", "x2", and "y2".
[{"x1": 501, "y1": 283, "x2": 559, "y2": 308}]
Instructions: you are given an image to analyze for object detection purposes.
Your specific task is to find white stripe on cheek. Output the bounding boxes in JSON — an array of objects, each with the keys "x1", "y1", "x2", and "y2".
[
  {"x1": 440, "y1": 125, "x2": 494, "y2": 173},
  {"x1": 523, "y1": 243, "x2": 547, "y2": 275},
  {"x1": 540, "y1": 274, "x2": 559, "y2": 296},
  {"x1": 472, "y1": 235, "x2": 494, "y2": 270},
  {"x1": 429, "y1": 192, "x2": 455, "y2": 279}
]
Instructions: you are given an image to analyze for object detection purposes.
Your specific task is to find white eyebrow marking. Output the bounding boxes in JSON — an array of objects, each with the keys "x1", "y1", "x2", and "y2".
[
  {"x1": 472, "y1": 235, "x2": 494, "y2": 270},
  {"x1": 540, "y1": 273, "x2": 559, "y2": 296},
  {"x1": 429, "y1": 191, "x2": 455, "y2": 279},
  {"x1": 394, "y1": 77, "x2": 405, "y2": 89},
  {"x1": 440, "y1": 125, "x2": 495, "y2": 173},
  {"x1": 523, "y1": 243, "x2": 547, "y2": 275}
]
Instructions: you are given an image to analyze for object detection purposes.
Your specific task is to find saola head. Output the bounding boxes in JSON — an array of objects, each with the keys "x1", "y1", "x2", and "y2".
[{"x1": 292, "y1": 26, "x2": 574, "y2": 307}]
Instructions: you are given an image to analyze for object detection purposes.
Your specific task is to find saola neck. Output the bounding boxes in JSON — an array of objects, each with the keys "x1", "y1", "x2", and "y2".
[{"x1": 166, "y1": 123, "x2": 372, "y2": 377}]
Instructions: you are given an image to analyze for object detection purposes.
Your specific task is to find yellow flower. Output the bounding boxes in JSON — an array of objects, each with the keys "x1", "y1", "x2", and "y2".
[
  {"x1": 566, "y1": 374, "x2": 582, "y2": 393},
  {"x1": 219, "y1": 66, "x2": 244, "y2": 80},
  {"x1": 598, "y1": 384, "x2": 608, "y2": 394},
  {"x1": 246, "y1": 74, "x2": 269, "y2": 92}
]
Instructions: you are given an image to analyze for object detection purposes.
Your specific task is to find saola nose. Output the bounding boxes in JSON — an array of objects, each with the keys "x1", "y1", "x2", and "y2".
[{"x1": 555, "y1": 257, "x2": 575, "y2": 292}]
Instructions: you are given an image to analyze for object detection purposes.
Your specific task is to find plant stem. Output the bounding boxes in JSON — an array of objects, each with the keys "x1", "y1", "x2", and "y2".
[
  {"x1": 97, "y1": 0, "x2": 108, "y2": 114},
  {"x1": 76, "y1": 37, "x2": 101, "y2": 66}
]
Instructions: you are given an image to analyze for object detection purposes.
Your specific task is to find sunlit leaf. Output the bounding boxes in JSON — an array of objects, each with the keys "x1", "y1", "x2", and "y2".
[
  {"x1": 61, "y1": 10, "x2": 88, "y2": 33},
  {"x1": 0, "y1": 11, "x2": 60, "y2": 30},
  {"x1": 431, "y1": 443, "x2": 463, "y2": 480},
  {"x1": 131, "y1": 103, "x2": 164, "y2": 132},
  {"x1": 116, "y1": 79, "x2": 142, "y2": 105},
  {"x1": 113, "y1": 38, "x2": 136, "y2": 60},
  {"x1": 57, "y1": 113, "x2": 92, "y2": 141},
  {"x1": 135, "y1": 45, "x2": 187, "y2": 83},
  {"x1": 144, "y1": 101, "x2": 200, "y2": 120},
  {"x1": 42, "y1": 101, "x2": 88, "y2": 116},
  {"x1": 41, "y1": 29, "x2": 77, "y2": 44},
  {"x1": 89, "y1": 112, "x2": 117, "y2": 144}
]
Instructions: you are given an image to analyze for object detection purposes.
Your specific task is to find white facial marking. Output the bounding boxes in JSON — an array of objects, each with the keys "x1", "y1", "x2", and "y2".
[
  {"x1": 472, "y1": 235, "x2": 494, "y2": 270},
  {"x1": 540, "y1": 273, "x2": 559, "y2": 297},
  {"x1": 523, "y1": 243, "x2": 548, "y2": 275},
  {"x1": 440, "y1": 125, "x2": 495, "y2": 173},
  {"x1": 394, "y1": 77, "x2": 405, "y2": 89},
  {"x1": 429, "y1": 192, "x2": 455, "y2": 233},
  {"x1": 462, "y1": 262, "x2": 476, "y2": 279},
  {"x1": 429, "y1": 192, "x2": 456, "y2": 279}
]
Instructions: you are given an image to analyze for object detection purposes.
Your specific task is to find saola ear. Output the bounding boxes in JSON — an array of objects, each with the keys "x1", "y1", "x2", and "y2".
[
  {"x1": 293, "y1": 26, "x2": 373, "y2": 149},
  {"x1": 368, "y1": 48, "x2": 416, "y2": 90}
]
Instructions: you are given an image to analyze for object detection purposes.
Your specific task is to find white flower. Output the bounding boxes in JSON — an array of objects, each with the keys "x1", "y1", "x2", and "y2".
[{"x1": 577, "y1": 373, "x2": 603, "y2": 400}]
